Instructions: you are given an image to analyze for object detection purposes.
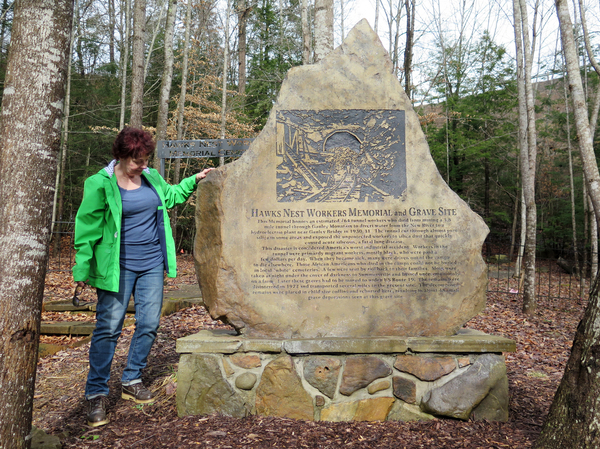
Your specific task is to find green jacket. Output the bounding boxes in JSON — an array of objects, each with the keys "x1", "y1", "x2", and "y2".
[{"x1": 73, "y1": 160, "x2": 198, "y2": 292}]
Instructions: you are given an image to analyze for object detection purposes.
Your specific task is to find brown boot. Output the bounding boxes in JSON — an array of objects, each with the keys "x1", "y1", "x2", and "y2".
[
  {"x1": 87, "y1": 396, "x2": 109, "y2": 427},
  {"x1": 121, "y1": 383, "x2": 155, "y2": 404}
]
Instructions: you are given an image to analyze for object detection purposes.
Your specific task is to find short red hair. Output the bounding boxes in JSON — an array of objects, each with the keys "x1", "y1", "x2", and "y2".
[{"x1": 112, "y1": 127, "x2": 155, "y2": 160}]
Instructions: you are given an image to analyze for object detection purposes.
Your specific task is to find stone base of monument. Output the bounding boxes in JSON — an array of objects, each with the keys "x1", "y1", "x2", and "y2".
[{"x1": 175, "y1": 329, "x2": 515, "y2": 422}]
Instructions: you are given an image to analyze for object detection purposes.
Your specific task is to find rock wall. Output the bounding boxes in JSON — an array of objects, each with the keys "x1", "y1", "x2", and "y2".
[{"x1": 176, "y1": 330, "x2": 514, "y2": 422}]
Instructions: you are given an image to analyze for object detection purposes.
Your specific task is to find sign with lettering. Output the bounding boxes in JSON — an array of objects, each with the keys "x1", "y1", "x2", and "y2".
[
  {"x1": 238, "y1": 109, "x2": 468, "y2": 320},
  {"x1": 156, "y1": 139, "x2": 254, "y2": 176},
  {"x1": 194, "y1": 22, "x2": 488, "y2": 339}
]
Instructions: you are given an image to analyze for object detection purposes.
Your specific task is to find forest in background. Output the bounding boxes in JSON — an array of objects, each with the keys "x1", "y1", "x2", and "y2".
[{"x1": 0, "y1": 0, "x2": 597, "y2": 258}]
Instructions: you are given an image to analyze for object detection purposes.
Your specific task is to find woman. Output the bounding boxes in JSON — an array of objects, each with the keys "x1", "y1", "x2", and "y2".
[{"x1": 73, "y1": 127, "x2": 213, "y2": 427}]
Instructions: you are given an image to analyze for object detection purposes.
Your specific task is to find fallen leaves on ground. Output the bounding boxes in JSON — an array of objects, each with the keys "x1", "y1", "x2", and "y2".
[{"x1": 34, "y1": 255, "x2": 585, "y2": 448}]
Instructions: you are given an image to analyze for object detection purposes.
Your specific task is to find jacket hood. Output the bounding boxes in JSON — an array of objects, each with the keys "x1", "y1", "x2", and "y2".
[{"x1": 102, "y1": 159, "x2": 152, "y2": 178}]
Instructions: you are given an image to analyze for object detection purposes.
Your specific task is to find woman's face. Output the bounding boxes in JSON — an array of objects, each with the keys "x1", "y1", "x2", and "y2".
[{"x1": 121, "y1": 156, "x2": 149, "y2": 177}]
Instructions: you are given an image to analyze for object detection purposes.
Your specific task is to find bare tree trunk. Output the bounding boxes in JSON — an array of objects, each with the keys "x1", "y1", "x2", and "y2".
[
  {"x1": 578, "y1": 0, "x2": 600, "y2": 287},
  {"x1": 176, "y1": 0, "x2": 192, "y2": 144},
  {"x1": 0, "y1": 1, "x2": 73, "y2": 447},
  {"x1": 553, "y1": 6, "x2": 600, "y2": 224},
  {"x1": 74, "y1": 4, "x2": 84, "y2": 77},
  {"x1": 432, "y1": 0, "x2": 450, "y2": 184},
  {"x1": 120, "y1": 0, "x2": 132, "y2": 129},
  {"x1": 277, "y1": 0, "x2": 283, "y2": 65},
  {"x1": 392, "y1": 0, "x2": 402, "y2": 76},
  {"x1": 237, "y1": 0, "x2": 251, "y2": 94},
  {"x1": 484, "y1": 156, "x2": 490, "y2": 220},
  {"x1": 534, "y1": 1, "x2": 600, "y2": 445},
  {"x1": 583, "y1": 179, "x2": 590, "y2": 292},
  {"x1": 155, "y1": 0, "x2": 177, "y2": 170},
  {"x1": 170, "y1": 0, "x2": 192, "y2": 245},
  {"x1": 130, "y1": 0, "x2": 146, "y2": 128},
  {"x1": 444, "y1": 100, "x2": 450, "y2": 183},
  {"x1": 509, "y1": 188, "x2": 519, "y2": 262},
  {"x1": 387, "y1": 0, "x2": 393, "y2": 57},
  {"x1": 0, "y1": 0, "x2": 10, "y2": 59},
  {"x1": 516, "y1": 189, "x2": 526, "y2": 277},
  {"x1": 109, "y1": 0, "x2": 116, "y2": 64},
  {"x1": 220, "y1": 0, "x2": 232, "y2": 166},
  {"x1": 340, "y1": 0, "x2": 345, "y2": 40},
  {"x1": 581, "y1": 181, "x2": 598, "y2": 295},
  {"x1": 302, "y1": 0, "x2": 311, "y2": 64},
  {"x1": 522, "y1": 0, "x2": 538, "y2": 314},
  {"x1": 591, "y1": 193, "x2": 598, "y2": 282},
  {"x1": 403, "y1": 0, "x2": 414, "y2": 98},
  {"x1": 143, "y1": 0, "x2": 167, "y2": 81},
  {"x1": 314, "y1": 0, "x2": 333, "y2": 62},
  {"x1": 564, "y1": 66, "x2": 581, "y2": 276},
  {"x1": 590, "y1": 84, "x2": 600, "y2": 137},
  {"x1": 513, "y1": 0, "x2": 537, "y2": 314},
  {"x1": 52, "y1": 0, "x2": 78, "y2": 257},
  {"x1": 374, "y1": 0, "x2": 379, "y2": 34}
]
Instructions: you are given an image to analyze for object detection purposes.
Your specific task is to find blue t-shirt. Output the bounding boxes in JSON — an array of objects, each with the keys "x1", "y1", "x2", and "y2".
[{"x1": 119, "y1": 177, "x2": 164, "y2": 271}]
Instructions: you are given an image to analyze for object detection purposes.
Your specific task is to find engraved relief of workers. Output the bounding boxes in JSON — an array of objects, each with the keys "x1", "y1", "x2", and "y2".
[
  {"x1": 325, "y1": 146, "x2": 360, "y2": 186},
  {"x1": 357, "y1": 151, "x2": 376, "y2": 181},
  {"x1": 281, "y1": 178, "x2": 312, "y2": 196}
]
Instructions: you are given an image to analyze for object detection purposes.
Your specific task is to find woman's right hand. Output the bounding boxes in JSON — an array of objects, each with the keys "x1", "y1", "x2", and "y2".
[{"x1": 196, "y1": 168, "x2": 215, "y2": 182}]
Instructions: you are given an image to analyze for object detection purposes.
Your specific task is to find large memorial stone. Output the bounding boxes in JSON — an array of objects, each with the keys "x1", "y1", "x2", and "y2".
[{"x1": 194, "y1": 19, "x2": 488, "y2": 339}]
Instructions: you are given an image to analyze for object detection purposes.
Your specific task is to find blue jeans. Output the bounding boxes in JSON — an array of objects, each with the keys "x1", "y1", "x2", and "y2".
[{"x1": 85, "y1": 264, "x2": 164, "y2": 399}]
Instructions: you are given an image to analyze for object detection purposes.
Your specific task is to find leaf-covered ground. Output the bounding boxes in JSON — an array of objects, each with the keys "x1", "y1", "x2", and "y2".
[{"x1": 34, "y1": 256, "x2": 585, "y2": 448}]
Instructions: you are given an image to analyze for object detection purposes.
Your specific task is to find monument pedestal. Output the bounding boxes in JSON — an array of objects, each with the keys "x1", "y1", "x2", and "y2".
[{"x1": 176, "y1": 329, "x2": 515, "y2": 422}]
